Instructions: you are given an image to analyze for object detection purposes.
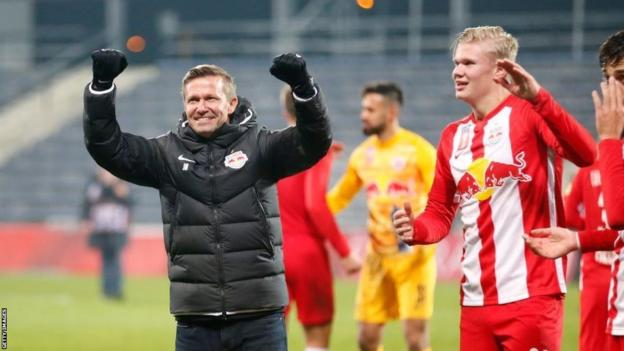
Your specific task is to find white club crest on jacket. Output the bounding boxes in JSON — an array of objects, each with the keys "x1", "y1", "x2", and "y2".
[{"x1": 224, "y1": 150, "x2": 248, "y2": 169}]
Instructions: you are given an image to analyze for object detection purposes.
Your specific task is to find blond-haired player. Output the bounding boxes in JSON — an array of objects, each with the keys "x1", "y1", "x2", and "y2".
[{"x1": 393, "y1": 26, "x2": 595, "y2": 351}]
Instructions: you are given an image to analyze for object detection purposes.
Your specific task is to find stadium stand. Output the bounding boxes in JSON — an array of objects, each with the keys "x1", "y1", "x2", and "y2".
[{"x1": 0, "y1": 55, "x2": 599, "y2": 227}]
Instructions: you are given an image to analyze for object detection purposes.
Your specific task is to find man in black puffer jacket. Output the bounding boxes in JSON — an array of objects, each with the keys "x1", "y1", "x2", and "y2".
[{"x1": 83, "y1": 49, "x2": 331, "y2": 351}]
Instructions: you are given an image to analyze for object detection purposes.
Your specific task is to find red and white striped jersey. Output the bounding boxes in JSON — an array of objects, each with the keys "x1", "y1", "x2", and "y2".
[
  {"x1": 599, "y1": 139, "x2": 624, "y2": 230},
  {"x1": 412, "y1": 89, "x2": 595, "y2": 306},
  {"x1": 598, "y1": 139, "x2": 624, "y2": 335},
  {"x1": 608, "y1": 248, "x2": 624, "y2": 335}
]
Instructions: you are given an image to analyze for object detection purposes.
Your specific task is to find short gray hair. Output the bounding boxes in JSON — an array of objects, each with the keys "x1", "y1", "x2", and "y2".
[{"x1": 181, "y1": 64, "x2": 237, "y2": 99}]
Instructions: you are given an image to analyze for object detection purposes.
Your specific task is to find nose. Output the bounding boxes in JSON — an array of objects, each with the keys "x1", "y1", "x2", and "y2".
[
  {"x1": 196, "y1": 100, "x2": 209, "y2": 114},
  {"x1": 452, "y1": 65, "x2": 463, "y2": 79},
  {"x1": 360, "y1": 112, "x2": 367, "y2": 123},
  {"x1": 360, "y1": 108, "x2": 370, "y2": 120}
]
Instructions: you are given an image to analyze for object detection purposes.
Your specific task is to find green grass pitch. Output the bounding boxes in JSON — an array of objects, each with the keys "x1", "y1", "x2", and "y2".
[{"x1": 0, "y1": 274, "x2": 580, "y2": 350}]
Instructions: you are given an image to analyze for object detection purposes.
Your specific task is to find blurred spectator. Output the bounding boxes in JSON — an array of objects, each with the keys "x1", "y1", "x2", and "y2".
[{"x1": 82, "y1": 167, "x2": 131, "y2": 300}]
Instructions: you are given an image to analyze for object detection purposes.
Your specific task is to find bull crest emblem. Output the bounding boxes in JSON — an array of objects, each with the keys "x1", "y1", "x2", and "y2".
[{"x1": 455, "y1": 152, "x2": 532, "y2": 203}]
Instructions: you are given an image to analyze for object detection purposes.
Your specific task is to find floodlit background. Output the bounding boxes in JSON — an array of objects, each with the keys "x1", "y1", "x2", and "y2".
[{"x1": 0, "y1": 0, "x2": 621, "y2": 349}]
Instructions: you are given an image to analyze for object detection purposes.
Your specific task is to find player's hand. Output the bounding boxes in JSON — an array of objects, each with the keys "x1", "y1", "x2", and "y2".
[
  {"x1": 595, "y1": 250, "x2": 617, "y2": 266},
  {"x1": 331, "y1": 141, "x2": 345, "y2": 155},
  {"x1": 393, "y1": 201, "x2": 415, "y2": 245},
  {"x1": 91, "y1": 49, "x2": 128, "y2": 91},
  {"x1": 593, "y1": 77, "x2": 624, "y2": 140},
  {"x1": 494, "y1": 59, "x2": 541, "y2": 101},
  {"x1": 339, "y1": 253, "x2": 362, "y2": 275},
  {"x1": 522, "y1": 227, "x2": 579, "y2": 259},
  {"x1": 270, "y1": 53, "x2": 312, "y2": 90}
]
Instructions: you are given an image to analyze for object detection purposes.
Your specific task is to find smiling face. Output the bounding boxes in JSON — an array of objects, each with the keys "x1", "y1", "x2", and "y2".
[
  {"x1": 452, "y1": 40, "x2": 499, "y2": 105},
  {"x1": 183, "y1": 75, "x2": 237, "y2": 138}
]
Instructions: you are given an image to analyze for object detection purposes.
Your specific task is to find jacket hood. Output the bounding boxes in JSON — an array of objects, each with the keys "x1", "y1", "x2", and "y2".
[{"x1": 176, "y1": 96, "x2": 257, "y2": 150}]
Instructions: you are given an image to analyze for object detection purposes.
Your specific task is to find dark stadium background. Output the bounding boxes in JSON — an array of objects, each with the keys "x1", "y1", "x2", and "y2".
[{"x1": 0, "y1": 0, "x2": 621, "y2": 349}]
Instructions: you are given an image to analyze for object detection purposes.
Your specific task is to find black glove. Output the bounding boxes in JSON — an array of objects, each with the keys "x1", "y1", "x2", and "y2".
[
  {"x1": 270, "y1": 53, "x2": 315, "y2": 98},
  {"x1": 91, "y1": 49, "x2": 128, "y2": 91}
]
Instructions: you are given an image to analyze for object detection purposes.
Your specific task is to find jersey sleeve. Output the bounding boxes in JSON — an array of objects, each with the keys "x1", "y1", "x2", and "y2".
[
  {"x1": 304, "y1": 149, "x2": 351, "y2": 257},
  {"x1": 598, "y1": 139, "x2": 624, "y2": 229},
  {"x1": 412, "y1": 128, "x2": 458, "y2": 244},
  {"x1": 577, "y1": 229, "x2": 620, "y2": 252},
  {"x1": 327, "y1": 151, "x2": 363, "y2": 214},
  {"x1": 531, "y1": 88, "x2": 595, "y2": 167},
  {"x1": 564, "y1": 169, "x2": 586, "y2": 230}
]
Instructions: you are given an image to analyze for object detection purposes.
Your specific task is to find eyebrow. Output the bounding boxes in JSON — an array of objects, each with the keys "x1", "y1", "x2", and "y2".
[
  {"x1": 454, "y1": 58, "x2": 475, "y2": 64},
  {"x1": 606, "y1": 68, "x2": 624, "y2": 77}
]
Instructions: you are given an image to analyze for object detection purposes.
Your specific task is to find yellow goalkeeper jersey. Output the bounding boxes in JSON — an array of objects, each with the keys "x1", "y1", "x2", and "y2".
[{"x1": 328, "y1": 128, "x2": 437, "y2": 254}]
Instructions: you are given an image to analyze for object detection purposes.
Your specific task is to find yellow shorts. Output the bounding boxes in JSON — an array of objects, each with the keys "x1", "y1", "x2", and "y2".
[{"x1": 355, "y1": 245, "x2": 436, "y2": 323}]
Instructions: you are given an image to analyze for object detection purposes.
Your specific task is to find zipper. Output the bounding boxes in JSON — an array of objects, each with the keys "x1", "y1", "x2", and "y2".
[
  {"x1": 214, "y1": 208, "x2": 226, "y2": 318},
  {"x1": 209, "y1": 148, "x2": 227, "y2": 317},
  {"x1": 251, "y1": 186, "x2": 275, "y2": 257}
]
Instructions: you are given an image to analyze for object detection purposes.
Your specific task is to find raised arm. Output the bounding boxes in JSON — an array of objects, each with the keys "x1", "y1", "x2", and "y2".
[
  {"x1": 594, "y1": 77, "x2": 624, "y2": 229},
  {"x1": 83, "y1": 49, "x2": 161, "y2": 188},
  {"x1": 496, "y1": 59, "x2": 595, "y2": 167},
  {"x1": 260, "y1": 53, "x2": 331, "y2": 180}
]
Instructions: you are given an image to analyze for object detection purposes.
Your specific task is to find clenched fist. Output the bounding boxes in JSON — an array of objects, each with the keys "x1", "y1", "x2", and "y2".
[
  {"x1": 270, "y1": 53, "x2": 314, "y2": 97},
  {"x1": 91, "y1": 49, "x2": 128, "y2": 91}
]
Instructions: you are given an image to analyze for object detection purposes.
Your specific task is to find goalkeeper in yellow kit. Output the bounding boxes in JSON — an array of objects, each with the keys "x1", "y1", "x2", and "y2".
[{"x1": 328, "y1": 81, "x2": 437, "y2": 351}]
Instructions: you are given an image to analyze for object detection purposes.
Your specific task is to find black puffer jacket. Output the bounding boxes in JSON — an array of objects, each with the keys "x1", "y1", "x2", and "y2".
[{"x1": 83, "y1": 86, "x2": 331, "y2": 316}]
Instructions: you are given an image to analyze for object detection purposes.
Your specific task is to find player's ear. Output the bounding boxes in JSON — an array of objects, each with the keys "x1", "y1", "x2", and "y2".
[
  {"x1": 494, "y1": 61, "x2": 509, "y2": 82},
  {"x1": 227, "y1": 95, "x2": 238, "y2": 115},
  {"x1": 388, "y1": 101, "x2": 400, "y2": 121}
]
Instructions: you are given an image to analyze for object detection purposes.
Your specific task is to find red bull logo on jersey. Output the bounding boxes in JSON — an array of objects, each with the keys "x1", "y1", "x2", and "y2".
[
  {"x1": 366, "y1": 183, "x2": 380, "y2": 196},
  {"x1": 455, "y1": 152, "x2": 532, "y2": 203},
  {"x1": 387, "y1": 181, "x2": 410, "y2": 195},
  {"x1": 365, "y1": 181, "x2": 413, "y2": 197}
]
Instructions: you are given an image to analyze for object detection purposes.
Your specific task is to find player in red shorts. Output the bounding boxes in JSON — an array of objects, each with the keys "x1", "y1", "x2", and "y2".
[
  {"x1": 277, "y1": 85, "x2": 361, "y2": 351},
  {"x1": 565, "y1": 156, "x2": 615, "y2": 351},
  {"x1": 392, "y1": 26, "x2": 595, "y2": 351},
  {"x1": 524, "y1": 30, "x2": 624, "y2": 351}
]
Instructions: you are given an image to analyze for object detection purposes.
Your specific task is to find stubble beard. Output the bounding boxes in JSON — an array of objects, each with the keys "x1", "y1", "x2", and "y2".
[{"x1": 362, "y1": 124, "x2": 385, "y2": 136}]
